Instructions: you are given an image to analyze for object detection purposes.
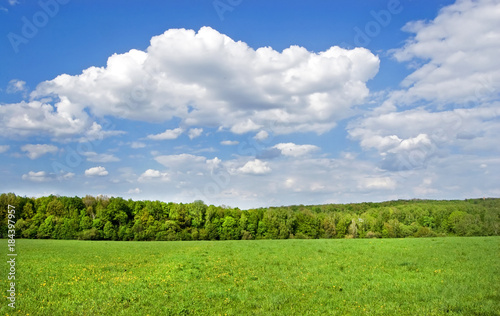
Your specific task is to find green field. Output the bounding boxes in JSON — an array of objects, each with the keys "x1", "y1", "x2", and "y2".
[{"x1": 1, "y1": 237, "x2": 499, "y2": 315}]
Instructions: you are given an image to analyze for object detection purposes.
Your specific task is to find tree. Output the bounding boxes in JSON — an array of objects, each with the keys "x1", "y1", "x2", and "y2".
[
  {"x1": 321, "y1": 214, "x2": 336, "y2": 238},
  {"x1": 348, "y1": 219, "x2": 358, "y2": 238},
  {"x1": 188, "y1": 200, "x2": 207, "y2": 228},
  {"x1": 220, "y1": 216, "x2": 239, "y2": 240},
  {"x1": 103, "y1": 221, "x2": 117, "y2": 240},
  {"x1": 46, "y1": 199, "x2": 66, "y2": 217},
  {"x1": 37, "y1": 216, "x2": 55, "y2": 239}
]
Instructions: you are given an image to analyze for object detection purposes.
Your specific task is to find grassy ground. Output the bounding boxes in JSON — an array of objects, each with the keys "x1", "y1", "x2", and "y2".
[{"x1": 1, "y1": 237, "x2": 499, "y2": 315}]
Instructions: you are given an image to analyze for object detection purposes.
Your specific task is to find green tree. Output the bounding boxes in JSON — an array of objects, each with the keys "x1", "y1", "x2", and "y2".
[
  {"x1": 103, "y1": 221, "x2": 117, "y2": 240},
  {"x1": 37, "y1": 216, "x2": 55, "y2": 239},
  {"x1": 46, "y1": 199, "x2": 66, "y2": 217},
  {"x1": 220, "y1": 216, "x2": 239, "y2": 240}
]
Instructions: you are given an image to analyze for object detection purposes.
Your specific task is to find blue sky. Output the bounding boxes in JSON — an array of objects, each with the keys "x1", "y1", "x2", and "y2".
[{"x1": 1, "y1": 0, "x2": 499, "y2": 208}]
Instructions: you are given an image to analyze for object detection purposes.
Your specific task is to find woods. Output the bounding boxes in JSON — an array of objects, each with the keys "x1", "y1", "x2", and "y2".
[{"x1": 1, "y1": 193, "x2": 498, "y2": 241}]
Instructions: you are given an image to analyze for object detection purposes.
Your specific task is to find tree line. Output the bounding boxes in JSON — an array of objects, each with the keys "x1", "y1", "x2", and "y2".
[{"x1": 1, "y1": 193, "x2": 498, "y2": 241}]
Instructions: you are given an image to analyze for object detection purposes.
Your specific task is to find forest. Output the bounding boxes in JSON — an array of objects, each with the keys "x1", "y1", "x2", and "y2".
[{"x1": 1, "y1": 193, "x2": 499, "y2": 241}]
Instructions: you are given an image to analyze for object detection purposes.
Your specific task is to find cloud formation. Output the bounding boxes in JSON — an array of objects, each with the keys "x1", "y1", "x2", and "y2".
[
  {"x1": 85, "y1": 166, "x2": 109, "y2": 177},
  {"x1": 273, "y1": 143, "x2": 320, "y2": 157},
  {"x1": 21, "y1": 144, "x2": 58, "y2": 159},
  {"x1": 238, "y1": 159, "x2": 271, "y2": 175},
  {"x1": 147, "y1": 127, "x2": 184, "y2": 140},
  {"x1": 188, "y1": 128, "x2": 203, "y2": 139},
  {"x1": 4, "y1": 26, "x2": 379, "y2": 140},
  {"x1": 389, "y1": 0, "x2": 500, "y2": 107},
  {"x1": 6, "y1": 79, "x2": 27, "y2": 94},
  {"x1": 22, "y1": 171, "x2": 52, "y2": 182},
  {"x1": 21, "y1": 170, "x2": 74, "y2": 182},
  {"x1": 138, "y1": 169, "x2": 169, "y2": 182},
  {"x1": 350, "y1": 0, "x2": 500, "y2": 172}
]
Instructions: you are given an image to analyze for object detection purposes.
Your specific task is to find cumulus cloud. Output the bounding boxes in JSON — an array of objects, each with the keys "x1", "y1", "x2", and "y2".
[
  {"x1": 0, "y1": 100, "x2": 89, "y2": 138},
  {"x1": 23, "y1": 26, "x2": 378, "y2": 138},
  {"x1": 21, "y1": 144, "x2": 58, "y2": 159},
  {"x1": 254, "y1": 130, "x2": 269, "y2": 141},
  {"x1": 85, "y1": 166, "x2": 109, "y2": 177},
  {"x1": 127, "y1": 188, "x2": 142, "y2": 194},
  {"x1": 188, "y1": 128, "x2": 203, "y2": 139},
  {"x1": 147, "y1": 127, "x2": 184, "y2": 140},
  {"x1": 348, "y1": 104, "x2": 500, "y2": 171},
  {"x1": 238, "y1": 159, "x2": 271, "y2": 175},
  {"x1": 79, "y1": 122, "x2": 125, "y2": 142},
  {"x1": 349, "y1": 0, "x2": 500, "y2": 173},
  {"x1": 0, "y1": 145, "x2": 10, "y2": 154},
  {"x1": 221, "y1": 140, "x2": 239, "y2": 146},
  {"x1": 273, "y1": 142, "x2": 320, "y2": 157},
  {"x1": 138, "y1": 169, "x2": 169, "y2": 182},
  {"x1": 389, "y1": 0, "x2": 500, "y2": 107}
]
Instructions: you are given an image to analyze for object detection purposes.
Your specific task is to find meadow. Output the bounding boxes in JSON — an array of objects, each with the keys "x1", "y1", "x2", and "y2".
[{"x1": 1, "y1": 237, "x2": 499, "y2": 315}]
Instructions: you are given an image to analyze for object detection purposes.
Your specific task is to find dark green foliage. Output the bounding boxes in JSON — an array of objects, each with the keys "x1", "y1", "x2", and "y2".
[{"x1": 1, "y1": 193, "x2": 499, "y2": 240}]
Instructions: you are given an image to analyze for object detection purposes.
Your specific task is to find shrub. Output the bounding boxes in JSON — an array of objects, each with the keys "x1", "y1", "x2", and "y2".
[
  {"x1": 365, "y1": 231, "x2": 381, "y2": 238},
  {"x1": 414, "y1": 226, "x2": 437, "y2": 238},
  {"x1": 78, "y1": 227, "x2": 100, "y2": 240}
]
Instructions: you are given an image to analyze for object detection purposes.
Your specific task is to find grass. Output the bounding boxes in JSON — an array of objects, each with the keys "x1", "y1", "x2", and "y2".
[{"x1": 1, "y1": 237, "x2": 499, "y2": 315}]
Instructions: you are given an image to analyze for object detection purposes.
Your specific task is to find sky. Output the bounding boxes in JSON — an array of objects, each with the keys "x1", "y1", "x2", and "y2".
[{"x1": 1, "y1": 0, "x2": 499, "y2": 209}]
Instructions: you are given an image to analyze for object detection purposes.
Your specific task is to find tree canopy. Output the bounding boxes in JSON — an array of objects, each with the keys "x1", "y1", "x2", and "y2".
[{"x1": 2, "y1": 193, "x2": 498, "y2": 241}]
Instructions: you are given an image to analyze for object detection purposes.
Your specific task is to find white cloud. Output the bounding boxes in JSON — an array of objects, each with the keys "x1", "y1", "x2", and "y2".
[
  {"x1": 155, "y1": 154, "x2": 207, "y2": 173},
  {"x1": 21, "y1": 144, "x2": 58, "y2": 159},
  {"x1": 147, "y1": 127, "x2": 184, "y2": 140},
  {"x1": 188, "y1": 128, "x2": 203, "y2": 139},
  {"x1": 83, "y1": 152, "x2": 120, "y2": 163},
  {"x1": 60, "y1": 172, "x2": 75, "y2": 180},
  {"x1": 389, "y1": 0, "x2": 500, "y2": 107},
  {"x1": 6, "y1": 79, "x2": 27, "y2": 94},
  {"x1": 273, "y1": 142, "x2": 320, "y2": 157},
  {"x1": 85, "y1": 166, "x2": 109, "y2": 177},
  {"x1": 357, "y1": 177, "x2": 397, "y2": 191},
  {"x1": 0, "y1": 100, "x2": 89, "y2": 138},
  {"x1": 254, "y1": 130, "x2": 269, "y2": 141},
  {"x1": 8, "y1": 0, "x2": 19, "y2": 6},
  {"x1": 0, "y1": 145, "x2": 10, "y2": 154},
  {"x1": 127, "y1": 188, "x2": 142, "y2": 194},
  {"x1": 238, "y1": 159, "x2": 271, "y2": 175},
  {"x1": 221, "y1": 140, "x2": 239, "y2": 146},
  {"x1": 230, "y1": 119, "x2": 262, "y2": 134},
  {"x1": 348, "y1": 104, "x2": 500, "y2": 171},
  {"x1": 22, "y1": 171, "x2": 51, "y2": 182},
  {"x1": 138, "y1": 169, "x2": 169, "y2": 182},
  {"x1": 130, "y1": 141, "x2": 146, "y2": 148},
  {"x1": 79, "y1": 122, "x2": 125, "y2": 142},
  {"x1": 21, "y1": 170, "x2": 73, "y2": 182},
  {"x1": 26, "y1": 26, "x2": 378, "y2": 137}
]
